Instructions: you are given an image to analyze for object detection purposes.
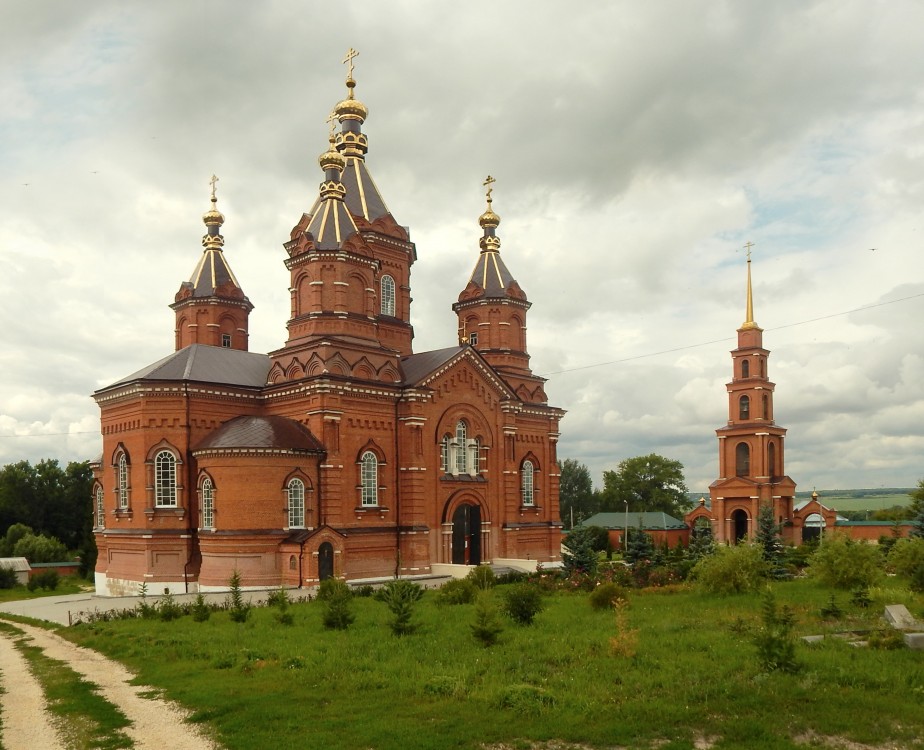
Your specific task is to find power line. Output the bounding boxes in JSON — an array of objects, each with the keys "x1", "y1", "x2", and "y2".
[{"x1": 541, "y1": 292, "x2": 924, "y2": 376}]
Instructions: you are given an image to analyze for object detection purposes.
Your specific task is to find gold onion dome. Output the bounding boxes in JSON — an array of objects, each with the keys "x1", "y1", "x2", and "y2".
[
  {"x1": 319, "y1": 135, "x2": 345, "y2": 173},
  {"x1": 202, "y1": 195, "x2": 225, "y2": 228},
  {"x1": 334, "y1": 78, "x2": 368, "y2": 122},
  {"x1": 479, "y1": 205, "x2": 501, "y2": 230}
]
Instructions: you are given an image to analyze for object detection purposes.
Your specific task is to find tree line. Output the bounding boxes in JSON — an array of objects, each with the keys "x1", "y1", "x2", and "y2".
[
  {"x1": 558, "y1": 454, "x2": 692, "y2": 529},
  {"x1": 0, "y1": 459, "x2": 95, "y2": 571}
]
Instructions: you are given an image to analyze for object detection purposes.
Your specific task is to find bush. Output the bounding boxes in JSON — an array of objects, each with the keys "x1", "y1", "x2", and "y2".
[
  {"x1": 26, "y1": 569, "x2": 60, "y2": 591},
  {"x1": 753, "y1": 589, "x2": 801, "y2": 674},
  {"x1": 191, "y1": 593, "x2": 211, "y2": 622},
  {"x1": 227, "y1": 570, "x2": 251, "y2": 623},
  {"x1": 808, "y1": 535, "x2": 882, "y2": 590},
  {"x1": 501, "y1": 583, "x2": 544, "y2": 625},
  {"x1": 320, "y1": 579, "x2": 354, "y2": 630},
  {"x1": 436, "y1": 577, "x2": 477, "y2": 605},
  {"x1": 269, "y1": 586, "x2": 294, "y2": 625},
  {"x1": 466, "y1": 565, "x2": 496, "y2": 591},
  {"x1": 377, "y1": 580, "x2": 424, "y2": 636},
  {"x1": 886, "y1": 537, "x2": 924, "y2": 579},
  {"x1": 470, "y1": 593, "x2": 503, "y2": 646},
  {"x1": 13, "y1": 532, "x2": 68, "y2": 563},
  {"x1": 589, "y1": 582, "x2": 628, "y2": 611},
  {"x1": 691, "y1": 544, "x2": 767, "y2": 594},
  {"x1": 0, "y1": 565, "x2": 20, "y2": 589},
  {"x1": 158, "y1": 591, "x2": 182, "y2": 621}
]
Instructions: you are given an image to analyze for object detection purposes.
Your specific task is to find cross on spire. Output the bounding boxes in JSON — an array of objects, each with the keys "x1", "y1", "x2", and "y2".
[
  {"x1": 743, "y1": 240, "x2": 755, "y2": 261},
  {"x1": 209, "y1": 174, "x2": 219, "y2": 201},
  {"x1": 483, "y1": 175, "x2": 496, "y2": 203},
  {"x1": 342, "y1": 47, "x2": 359, "y2": 80}
]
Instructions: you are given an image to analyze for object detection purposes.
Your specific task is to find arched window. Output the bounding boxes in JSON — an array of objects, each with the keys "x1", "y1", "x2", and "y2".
[
  {"x1": 200, "y1": 477, "x2": 215, "y2": 529},
  {"x1": 154, "y1": 450, "x2": 177, "y2": 507},
  {"x1": 760, "y1": 359, "x2": 765, "y2": 378},
  {"x1": 381, "y1": 275, "x2": 396, "y2": 317},
  {"x1": 287, "y1": 478, "x2": 305, "y2": 528},
  {"x1": 741, "y1": 359, "x2": 750, "y2": 379},
  {"x1": 521, "y1": 460, "x2": 535, "y2": 506},
  {"x1": 762, "y1": 394, "x2": 770, "y2": 421},
  {"x1": 739, "y1": 395, "x2": 750, "y2": 420},
  {"x1": 117, "y1": 453, "x2": 129, "y2": 510},
  {"x1": 767, "y1": 443, "x2": 776, "y2": 479},
  {"x1": 95, "y1": 486, "x2": 105, "y2": 529},
  {"x1": 455, "y1": 421, "x2": 468, "y2": 475},
  {"x1": 361, "y1": 452, "x2": 378, "y2": 507},
  {"x1": 440, "y1": 434, "x2": 451, "y2": 473},
  {"x1": 735, "y1": 442, "x2": 750, "y2": 477}
]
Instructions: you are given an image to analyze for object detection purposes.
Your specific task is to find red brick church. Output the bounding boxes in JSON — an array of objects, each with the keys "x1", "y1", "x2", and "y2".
[{"x1": 90, "y1": 57, "x2": 564, "y2": 595}]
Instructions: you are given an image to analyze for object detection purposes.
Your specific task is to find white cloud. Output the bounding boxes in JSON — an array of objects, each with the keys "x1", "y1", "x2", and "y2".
[{"x1": 1, "y1": 1, "x2": 923, "y2": 495}]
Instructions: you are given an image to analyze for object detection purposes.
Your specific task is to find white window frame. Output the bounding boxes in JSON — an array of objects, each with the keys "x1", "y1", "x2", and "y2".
[
  {"x1": 154, "y1": 450, "x2": 178, "y2": 507},
  {"x1": 381, "y1": 275, "x2": 396, "y2": 317},
  {"x1": 201, "y1": 477, "x2": 215, "y2": 530},
  {"x1": 454, "y1": 421, "x2": 468, "y2": 475},
  {"x1": 117, "y1": 453, "x2": 129, "y2": 510},
  {"x1": 96, "y1": 486, "x2": 105, "y2": 529},
  {"x1": 521, "y1": 460, "x2": 535, "y2": 507},
  {"x1": 361, "y1": 452, "x2": 378, "y2": 507},
  {"x1": 288, "y1": 478, "x2": 305, "y2": 528}
]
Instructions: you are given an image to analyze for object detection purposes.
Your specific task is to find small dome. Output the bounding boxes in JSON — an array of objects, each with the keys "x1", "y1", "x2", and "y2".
[
  {"x1": 319, "y1": 136, "x2": 345, "y2": 172},
  {"x1": 202, "y1": 197, "x2": 225, "y2": 228},
  {"x1": 479, "y1": 207, "x2": 500, "y2": 230},
  {"x1": 334, "y1": 79, "x2": 368, "y2": 122}
]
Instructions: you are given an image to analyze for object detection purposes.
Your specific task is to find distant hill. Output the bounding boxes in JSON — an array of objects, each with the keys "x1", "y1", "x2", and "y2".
[{"x1": 686, "y1": 488, "x2": 915, "y2": 513}]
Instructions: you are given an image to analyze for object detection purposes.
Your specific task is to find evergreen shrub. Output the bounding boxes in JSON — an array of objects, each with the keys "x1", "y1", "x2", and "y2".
[
  {"x1": 435, "y1": 577, "x2": 477, "y2": 605},
  {"x1": 28, "y1": 570, "x2": 61, "y2": 591},
  {"x1": 466, "y1": 565, "x2": 496, "y2": 591},
  {"x1": 589, "y1": 582, "x2": 628, "y2": 611},
  {"x1": 0, "y1": 566, "x2": 19, "y2": 589},
  {"x1": 377, "y1": 580, "x2": 423, "y2": 635},
  {"x1": 501, "y1": 583, "x2": 544, "y2": 625},
  {"x1": 470, "y1": 592, "x2": 503, "y2": 646}
]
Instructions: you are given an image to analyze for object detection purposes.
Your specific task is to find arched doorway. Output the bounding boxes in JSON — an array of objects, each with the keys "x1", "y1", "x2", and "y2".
[
  {"x1": 451, "y1": 504, "x2": 481, "y2": 565},
  {"x1": 731, "y1": 509, "x2": 749, "y2": 543},
  {"x1": 802, "y1": 513, "x2": 825, "y2": 543},
  {"x1": 318, "y1": 542, "x2": 334, "y2": 581}
]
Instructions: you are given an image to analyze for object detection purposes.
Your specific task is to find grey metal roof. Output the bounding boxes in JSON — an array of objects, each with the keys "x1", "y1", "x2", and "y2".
[
  {"x1": 194, "y1": 415, "x2": 324, "y2": 454},
  {"x1": 400, "y1": 346, "x2": 466, "y2": 386},
  {"x1": 342, "y1": 156, "x2": 389, "y2": 221},
  {"x1": 183, "y1": 246, "x2": 248, "y2": 300},
  {"x1": 103, "y1": 344, "x2": 270, "y2": 390},
  {"x1": 581, "y1": 512, "x2": 688, "y2": 531},
  {"x1": 465, "y1": 248, "x2": 518, "y2": 298},
  {"x1": 306, "y1": 194, "x2": 359, "y2": 250}
]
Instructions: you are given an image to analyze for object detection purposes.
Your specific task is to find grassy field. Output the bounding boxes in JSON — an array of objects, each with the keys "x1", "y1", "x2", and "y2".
[
  {"x1": 57, "y1": 578, "x2": 924, "y2": 750},
  {"x1": 0, "y1": 576, "x2": 91, "y2": 603},
  {"x1": 813, "y1": 493, "x2": 912, "y2": 512}
]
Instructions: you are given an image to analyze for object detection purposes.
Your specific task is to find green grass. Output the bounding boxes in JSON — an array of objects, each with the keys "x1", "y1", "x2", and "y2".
[
  {"x1": 57, "y1": 579, "x2": 924, "y2": 750},
  {"x1": 0, "y1": 622, "x2": 132, "y2": 749},
  {"x1": 805, "y1": 491, "x2": 913, "y2": 512}
]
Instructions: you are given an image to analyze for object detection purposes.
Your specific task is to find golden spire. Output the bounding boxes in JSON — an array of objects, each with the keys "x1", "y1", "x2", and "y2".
[
  {"x1": 202, "y1": 174, "x2": 225, "y2": 249},
  {"x1": 479, "y1": 175, "x2": 501, "y2": 252},
  {"x1": 334, "y1": 47, "x2": 368, "y2": 123},
  {"x1": 741, "y1": 241, "x2": 758, "y2": 330}
]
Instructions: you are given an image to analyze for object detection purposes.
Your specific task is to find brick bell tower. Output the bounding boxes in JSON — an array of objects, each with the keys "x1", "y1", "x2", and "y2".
[
  {"x1": 708, "y1": 247, "x2": 796, "y2": 543},
  {"x1": 171, "y1": 178, "x2": 253, "y2": 351},
  {"x1": 452, "y1": 177, "x2": 549, "y2": 404}
]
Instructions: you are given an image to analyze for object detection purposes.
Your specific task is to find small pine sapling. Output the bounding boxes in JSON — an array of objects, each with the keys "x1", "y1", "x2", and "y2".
[
  {"x1": 609, "y1": 599, "x2": 638, "y2": 658},
  {"x1": 191, "y1": 592, "x2": 211, "y2": 622},
  {"x1": 227, "y1": 570, "x2": 251, "y2": 623},
  {"x1": 470, "y1": 593, "x2": 503, "y2": 646},
  {"x1": 753, "y1": 588, "x2": 801, "y2": 674}
]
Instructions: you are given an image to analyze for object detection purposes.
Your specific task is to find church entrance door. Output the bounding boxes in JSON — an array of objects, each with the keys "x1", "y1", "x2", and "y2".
[
  {"x1": 731, "y1": 509, "x2": 749, "y2": 543},
  {"x1": 451, "y1": 504, "x2": 481, "y2": 565},
  {"x1": 318, "y1": 542, "x2": 334, "y2": 581}
]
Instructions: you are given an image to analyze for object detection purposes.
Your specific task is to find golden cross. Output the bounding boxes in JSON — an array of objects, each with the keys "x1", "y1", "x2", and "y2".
[
  {"x1": 342, "y1": 47, "x2": 359, "y2": 79},
  {"x1": 209, "y1": 174, "x2": 219, "y2": 200},
  {"x1": 483, "y1": 175, "x2": 496, "y2": 202},
  {"x1": 325, "y1": 110, "x2": 337, "y2": 137},
  {"x1": 743, "y1": 240, "x2": 755, "y2": 261}
]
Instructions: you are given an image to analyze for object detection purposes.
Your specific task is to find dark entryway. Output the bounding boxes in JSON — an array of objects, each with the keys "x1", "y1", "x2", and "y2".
[
  {"x1": 451, "y1": 504, "x2": 481, "y2": 565},
  {"x1": 732, "y1": 509, "x2": 749, "y2": 543},
  {"x1": 318, "y1": 542, "x2": 334, "y2": 581},
  {"x1": 802, "y1": 513, "x2": 824, "y2": 543}
]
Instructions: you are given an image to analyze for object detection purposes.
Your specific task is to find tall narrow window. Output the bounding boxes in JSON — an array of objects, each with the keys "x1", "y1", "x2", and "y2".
[
  {"x1": 741, "y1": 359, "x2": 750, "y2": 378},
  {"x1": 381, "y1": 275, "x2": 396, "y2": 316},
  {"x1": 287, "y1": 478, "x2": 305, "y2": 528},
  {"x1": 361, "y1": 452, "x2": 378, "y2": 506},
  {"x1": 767, "y1": 443, "x2": 776, "y2": 479},
  {"x1": 440, "y1": 435, "x2": 451, "y2": 473},
  {"x1": 739, "y1": 395, "x2": 750, "y2": 420},
  {"x1": 762, "y1": 394, "x2": 770, "y2": 421},
  {"x1": 455, "y1": 421, "x2": 468, "y2": 475},
  {"x1": 154, "y1": 450, "x2": 177, "y2": 507},
  {"x1": 735, "y1": 442, "x2": 750, "y2": 477},
  {"x1": 117, "y1": 454, "x2": 129, "y2": 509},
  {"x1": 96, "y1": 486, "x2": 105, "y2": 529},
  {"x1": 201, "y1": 477, "x2": 215, "y2": 529},
  {"x1": 760, "y1": 359, "x2": 765, "y2": 378},
  {"x1": 521, "y1": 460, "x2": 535, "y2": 506},
  {"x1": 472, "y1": 438, "x2": 481, "y2": 475}
]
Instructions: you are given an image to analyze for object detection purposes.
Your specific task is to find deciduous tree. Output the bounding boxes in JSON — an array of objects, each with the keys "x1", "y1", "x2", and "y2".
[
  {"x1": 558, "y1": 459, "x2": 597, "y2": 528},
  {"x1": 599, "y1": 454, "x2": 690, "y2": 517}
]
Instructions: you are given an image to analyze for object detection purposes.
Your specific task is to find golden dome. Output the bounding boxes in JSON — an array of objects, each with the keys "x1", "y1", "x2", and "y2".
[
  {"x1": 334, "y1": 79, "x2": 368, "y2": 122},
  {"x1": 318, "y1": 136, "x2": 345, "y2": 172},
  {"x1": 202, "y1": 196, "x2": 225, "y2": 228},
  {"x1": 479, "y1": 207, "x2": 500, "y2": 230}
]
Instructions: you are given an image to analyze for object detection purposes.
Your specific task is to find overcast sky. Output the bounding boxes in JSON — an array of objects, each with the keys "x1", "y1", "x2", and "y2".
[{"x1": 1, "y1": 1, "x2": 922, "y2": 494}]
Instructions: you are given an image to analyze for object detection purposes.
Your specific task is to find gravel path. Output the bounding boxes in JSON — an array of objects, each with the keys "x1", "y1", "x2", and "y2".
[
  {"x1": 4, "y1": 622, "x2": 223, "y2": 750},
  {"x1": 0, "y1": 627, "x2": 65, "y2": 750}
]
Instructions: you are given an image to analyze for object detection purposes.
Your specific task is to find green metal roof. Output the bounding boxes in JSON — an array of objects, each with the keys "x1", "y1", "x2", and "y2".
[{"x1": 581, "y1": 512, "x2": 687, "y2": 531}]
